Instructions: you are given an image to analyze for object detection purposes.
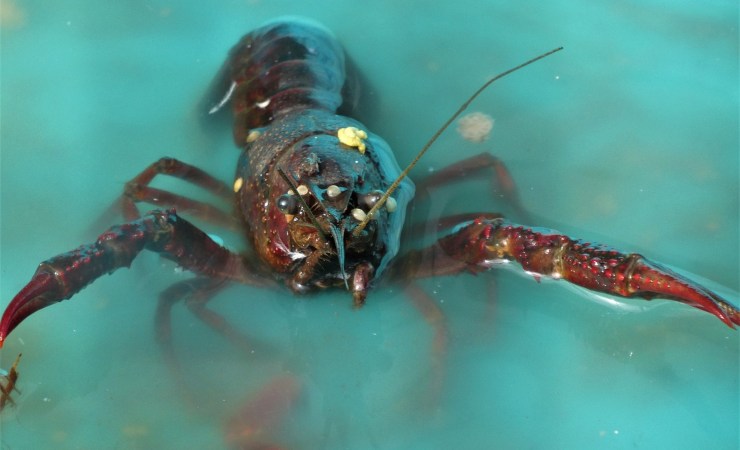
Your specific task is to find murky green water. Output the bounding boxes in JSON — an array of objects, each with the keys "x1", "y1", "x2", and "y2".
[{"x1": 1, "y1": 1, "x2": 738, "y2": 449}]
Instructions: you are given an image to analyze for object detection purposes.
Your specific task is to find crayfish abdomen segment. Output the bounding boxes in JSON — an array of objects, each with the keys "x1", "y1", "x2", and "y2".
[{"x1": 207, "y1": 19, "x2": 348, "y2": 143}]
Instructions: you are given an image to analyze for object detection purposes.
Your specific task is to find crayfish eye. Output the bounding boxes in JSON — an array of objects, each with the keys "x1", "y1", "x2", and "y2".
[
  {"x1": 358, "y1": 190, "x2": 383, "y2": 209},
  {"x1": 277, "y1": 194, "x2": 299, "y2": 214}
]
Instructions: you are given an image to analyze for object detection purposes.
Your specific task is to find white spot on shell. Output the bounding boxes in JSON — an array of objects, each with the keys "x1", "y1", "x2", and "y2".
[
  {"x1": 351, "y1": 208, "x2": 367, "y2": 222},
  {"x1": 385, "y1": 196, "x2": 397, "y2": 212},
  {"x1": 326, "y1": 185, "x2": 341, "y2": 198},
  {"x1": 233, "y1": 177, "x2": 243, "y2": 192}
]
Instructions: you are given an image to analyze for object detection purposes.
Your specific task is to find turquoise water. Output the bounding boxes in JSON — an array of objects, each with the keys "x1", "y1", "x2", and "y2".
[{"x1": 1, "y1": 1, "x2": 738, "y2": 449}]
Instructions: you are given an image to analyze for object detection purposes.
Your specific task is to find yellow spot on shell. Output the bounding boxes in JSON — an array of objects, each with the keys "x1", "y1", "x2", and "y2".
[
  {"x1": 233, "y1": 177, "x2": 243, "y2": 192},
  {"x1": 337, "y1": 127, "x2": 368, "y2": 154},
  {"x1": 246, "y1": 130, "x2": 261, "y2": 143}
]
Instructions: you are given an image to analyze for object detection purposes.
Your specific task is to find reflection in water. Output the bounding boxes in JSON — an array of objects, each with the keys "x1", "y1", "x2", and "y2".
[{"x1": 283, "y1": 300, "x2": 390, "y2": 449}]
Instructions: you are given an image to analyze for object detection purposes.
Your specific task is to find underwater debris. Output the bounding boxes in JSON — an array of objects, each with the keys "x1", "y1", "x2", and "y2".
[
  {"x1": 457, "y1": 111, "x2": 494, "y2": 142},
  {"x1": 0, "y1": 353, "x2": 22, "y2": 411}
]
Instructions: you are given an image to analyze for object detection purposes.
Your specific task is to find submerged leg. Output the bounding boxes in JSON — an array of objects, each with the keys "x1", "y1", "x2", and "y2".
[
  {"x1": 155, "y1": 277, "x2": 275, "y2": 408},
  {"x1": 414, "y1": 152, "x2": 530, "y2": 221},
  {"x1": 156, "y1": 277, "x2": 273, "y2": 362},
  {"x1": 404, "y1": 283, "x2": 448, "y2": 402},
  {"x1": 0, "y1": 209, "x2": 264, "y2": 347},
  {"x1": 396, "y1": 217, "x2": 740, "y2": 328},
  {"x1": 121, "y1": 157, "x2": 236, "y2": 228}
]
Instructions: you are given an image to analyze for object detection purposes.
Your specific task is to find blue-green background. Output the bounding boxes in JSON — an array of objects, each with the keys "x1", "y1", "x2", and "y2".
[{"x1": 1, "y1": 1, "x2": 738, "y2": 449}]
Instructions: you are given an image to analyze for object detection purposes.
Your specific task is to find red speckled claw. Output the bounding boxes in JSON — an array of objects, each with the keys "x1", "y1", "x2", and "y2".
[
  {"x1": 0, "y1": 210, "x2": 256, "y2": 348},
  {"x1": 630, "y1": 259, "x2": 740, "y2": 328},
  {"x1": 0, "y1": 271, "x2": 63, "y2": 348},
  {"x1": 433, "y1": 219, "x2": 740, "y2": 328}
]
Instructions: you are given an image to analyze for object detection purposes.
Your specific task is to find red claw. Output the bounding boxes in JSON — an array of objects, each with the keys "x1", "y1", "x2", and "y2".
[
  {"x1": 434, "y1": 219, "x2": 740, "y2": 328},
  {"x1": 0, "y1": 271, "x2": 62, "y2": 349},
  {"x1": 627, "y1": 258, "x2": 739, "y2": 328}
]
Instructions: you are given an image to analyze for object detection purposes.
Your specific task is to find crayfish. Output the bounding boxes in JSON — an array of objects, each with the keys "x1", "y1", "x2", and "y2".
[{"x1": 0, "y1": 20, "x2": 737, "y2": 439}]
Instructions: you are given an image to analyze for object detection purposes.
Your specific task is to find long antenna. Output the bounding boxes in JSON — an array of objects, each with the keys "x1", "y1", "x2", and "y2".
[{"x1": 353, "y1": 46, "x2": 564, "y2": 236}]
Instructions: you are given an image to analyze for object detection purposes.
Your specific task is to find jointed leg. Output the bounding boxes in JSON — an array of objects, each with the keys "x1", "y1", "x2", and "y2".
[
  {"x1": 155, "y1": 277, "x2": 276, "y2": 407},
  {"x1": 414, "y1": 152, "x2": 530, "y2": 221},
  {"x1": 156, "y1": 277, "x2": 274, "y2": 358},
  {"x1": 405, "y1": 212, "x2": 503, "y2": 241},
  {"x1": 121, "y1": 157, "x2": 237, "y2": 228},
  {"x1": 396, "y1": 217, "x2": 740, "y2": 327},
  {"x1": 404, "y1": 283, "x2": 448, "y2": 401},
  {"x1": 0, "y1": 209, "x2": 267, "y2": 347}
]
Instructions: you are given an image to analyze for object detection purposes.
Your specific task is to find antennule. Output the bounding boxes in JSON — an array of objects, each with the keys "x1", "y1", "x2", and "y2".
[{"x1": 352, "y1": 46, "x2": 564, "y2": 236}]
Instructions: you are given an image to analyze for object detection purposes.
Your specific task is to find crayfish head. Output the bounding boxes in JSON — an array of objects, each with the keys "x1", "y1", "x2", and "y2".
[
  {"x1": 272, "y1": 136, "x2": 400, "y2": 302},
  {"x1": 277, "y1": 182, "x2": 387, "y2": 300}
]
